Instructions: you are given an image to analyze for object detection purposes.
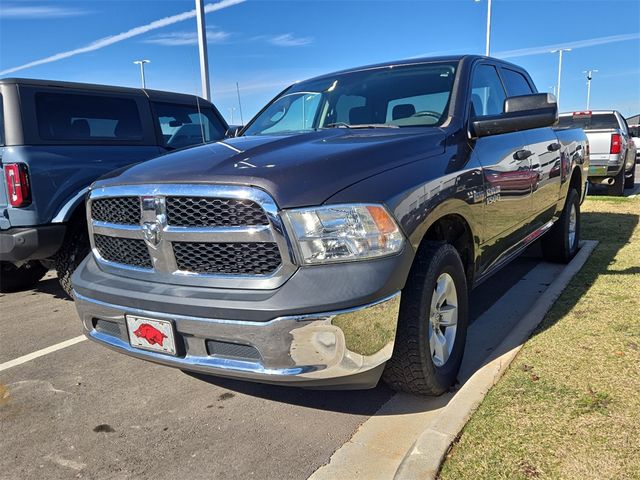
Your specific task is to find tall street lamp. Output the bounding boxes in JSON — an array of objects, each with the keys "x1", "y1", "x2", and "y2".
[
  {"x1": 195, "y1": 0, "x2": 211, "y2": 101},
  {"x1": 551, "y1": 48, "x2": 571, "y2": 107},
  {"x1": 583, "y1": 69, "x2": 599, "y2": 110},
  {"x1": 475, "y1": 0, "x2": 492, "y2": 56},
  {"x1": 133, "y1": 59, "x2": 150, "y2": 89}
]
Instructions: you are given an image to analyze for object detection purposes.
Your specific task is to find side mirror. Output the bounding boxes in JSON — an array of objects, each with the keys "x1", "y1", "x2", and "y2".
[
  {"x1": 225, "y1": 125, "x2": 243, "y2": 138},
  {"x1": 472, "y1": 93, "x2": 558, "y2": 138}
]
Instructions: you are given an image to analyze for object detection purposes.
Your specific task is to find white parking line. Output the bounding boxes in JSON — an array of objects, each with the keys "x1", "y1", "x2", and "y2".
[{"x1": 0, "y1": 335, "x2": 87, "y2": 373}]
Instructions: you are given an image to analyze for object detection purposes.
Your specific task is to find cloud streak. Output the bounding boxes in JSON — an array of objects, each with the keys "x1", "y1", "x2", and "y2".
[
  {"x1": 144, "y1": 28, "x2": 230, "y2": 46},
  {"x1": 268, "y1": 33, "x2": 313, "y2": 47},
  {"x1": 0, "y1": 4, "x2": 88, "y2": 18},
  {"x1": 496, "y1": 32, "x2": 640, "y2": 59},
  {"x1": 0, "y1": 0, "x2": 245, "y2": 75}
]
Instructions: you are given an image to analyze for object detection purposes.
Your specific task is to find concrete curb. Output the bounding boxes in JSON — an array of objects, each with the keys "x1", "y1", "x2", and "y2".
[{"x1": 394, "y1": 240, "x2": 598, "y2": 480}]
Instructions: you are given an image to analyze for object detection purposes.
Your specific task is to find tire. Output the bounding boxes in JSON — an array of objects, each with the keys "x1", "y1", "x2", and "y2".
[
  {"x1": 54, "y1": 220, "x2": 90, "y2": 298},
  {"x1": 541, "y1": 188, "x2": 580, "y2": 264},
  {"x1": 607, "y1": 168, "x2": 625, "y2": 196},
  {"x1": 0, "y1": 261, "x2": 48, "y2": 292},
  {"x1": 383, "y1": 242, "x2": 469, "y2": 396},
  {"x1": 624, "y1": 166, "x2": 635, "y2": 189}
]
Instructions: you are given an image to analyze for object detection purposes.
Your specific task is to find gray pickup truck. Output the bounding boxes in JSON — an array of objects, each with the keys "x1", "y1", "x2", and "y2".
[
  {"x1": 72, "y1": 55, "x2": 588, "y2": 395},
  {"x1": 558, "y1": 110, "x2": 635, "y2": 195}
]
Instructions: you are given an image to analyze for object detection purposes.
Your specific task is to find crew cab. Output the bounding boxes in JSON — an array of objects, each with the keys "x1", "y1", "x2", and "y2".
[
  {"x1": 72, "y1": 56, "x2": 589, "y2": 395},
  {"x1": 558, "y1": 110, "x2": 635, "y2": 194},
  {"x1": 0, "y1": 78, "x2": 228, "y2": 295}
]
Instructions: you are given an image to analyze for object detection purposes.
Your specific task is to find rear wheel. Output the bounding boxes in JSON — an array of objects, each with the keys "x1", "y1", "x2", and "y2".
[
  {"x1": 54, "y1": 220, "x2": 90, "y2": 298},
  {"x1": 608, "y1": 168, "x2": 625, "y2": 196},
  {"x1": 624, "y1": 166, "x2": 635, "y2": 189},
  {"x1": 541, "y1": 188, "x2": 580, "y2": 264},
  {"x1": 0, "y1": 261, "x2": 48, "y2": 292},
  {"x1": 383, "y1": 242, "x2": 469, "y2": 396}
]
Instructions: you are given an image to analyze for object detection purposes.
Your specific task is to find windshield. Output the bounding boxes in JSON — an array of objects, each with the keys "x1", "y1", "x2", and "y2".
[{"x1": 243, "y1": 61, "x2": 458, "y2": 136}]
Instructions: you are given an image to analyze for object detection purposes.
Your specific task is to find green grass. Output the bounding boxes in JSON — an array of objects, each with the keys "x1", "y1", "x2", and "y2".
[{"x1": 439, "y1": 195, "x2": 640, "y2": 480}]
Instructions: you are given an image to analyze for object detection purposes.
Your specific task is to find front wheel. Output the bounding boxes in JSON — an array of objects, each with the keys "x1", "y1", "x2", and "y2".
[
  {"x1": 383, "y1": 242, "x2": 469, "y2": 396},
  {"x1": 541, "y1": 188, "x2": 580, "y2": 264},
  {"x1": 0, "y1": 261, "x2": 48, "y2": 292},
  {"x1": 54, "y1": 221, "x2": 90, "y2": 298}
]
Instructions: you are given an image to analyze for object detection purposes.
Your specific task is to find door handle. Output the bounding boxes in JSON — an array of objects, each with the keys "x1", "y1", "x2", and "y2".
[
  {"x1": 514, "y1": 149, "x2": 533, "y2": 161},
  {"x1": 547, "y1": 142, "x2": 561, "y2": 152}
]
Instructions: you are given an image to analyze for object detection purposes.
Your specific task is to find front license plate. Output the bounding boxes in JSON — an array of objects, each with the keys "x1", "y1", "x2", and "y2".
[{"x1": 126, "y1": 315, "x2": 177, "y2": 356}]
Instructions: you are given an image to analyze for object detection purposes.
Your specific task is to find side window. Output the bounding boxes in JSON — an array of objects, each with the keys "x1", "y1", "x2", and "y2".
[
  {"x1": 470, "y1": 64, "x2": 507, "y2": 117},
  {"x1": 153, "y1": 103, "x2": 226, "y2": 149},
  {"x1": 501, "y1": 68, "x2": 534, "y2": 97},
  {"x1": 35, "y1": 92, "x2": 143, "y2": 142}
]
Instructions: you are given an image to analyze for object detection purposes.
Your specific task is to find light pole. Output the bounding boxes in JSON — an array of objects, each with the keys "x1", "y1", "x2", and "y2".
[
  {"x1": 133, "y1": 60, "x2": 150, "y2": 89},
  {"x1": 583, "y1": 69, "x2": 598, "y2": 110},
  {"x1": 551, "y1": 48, "x2": 571, "y2": 107},
  {"x1": 228, "y1": 107, "x2": 236, "y2": 124},
  {"x1": 195, "y1": 0, "x2": 211, "y2": 100},
  {"x1": 475, "y1": 0, "x2": 492, "y2": 56}
]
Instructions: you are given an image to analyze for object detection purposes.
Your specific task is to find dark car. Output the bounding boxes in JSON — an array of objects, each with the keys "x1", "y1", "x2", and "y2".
[
  {"x1": 72, "y1": 56, "x2": 588, "y2": 395},
  {"x1": 0, "y1": 78, "x2": 228, "y2": 295}
]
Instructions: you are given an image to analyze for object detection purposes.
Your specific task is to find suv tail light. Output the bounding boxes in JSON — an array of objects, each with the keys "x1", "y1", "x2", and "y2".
[
  {"x1": 610, "y1": 134, "x2": 622, "y2": 154},
  {"x1": 4, "y1": 163, "x2": 31, "y2": 207}
]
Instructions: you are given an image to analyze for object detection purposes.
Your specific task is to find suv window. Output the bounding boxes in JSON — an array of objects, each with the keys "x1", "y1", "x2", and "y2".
[
  {"x1": 470, "y1": 64, "x2": 506, "y2": 117},
  {"x1": 557, "y1": 113, "x2": 620, "y2": 130},
  {"x1": 153, "y1": 103, "x2": 226, "y2": 149},
  {"x1": 501, "y1": 68, "x2": 534, "y2": 96},
  {"x1": 35, "y1": 92, "x2": 143, "y2": 142}
]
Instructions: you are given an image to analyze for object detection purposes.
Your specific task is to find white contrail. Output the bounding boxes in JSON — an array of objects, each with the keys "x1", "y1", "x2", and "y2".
[
  {"x1": 0, "y1": 0, "x2": 245, "y2": 76},
  {"x1": 496, "y1": 32, "x2": 640, "y2": 59}
]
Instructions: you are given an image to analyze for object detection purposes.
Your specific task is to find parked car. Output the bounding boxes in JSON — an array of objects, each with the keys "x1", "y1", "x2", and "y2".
[
  {"x1": 72, "y1": 55, "x2": 588, "y2": 395},
  {"x1": 628, "y1": 124, "x2": 640, "y2": 164},
  {"x1": 0, "y1": 78, "x2": 228, "y2": 295},
  {"x1": 557, "y1": 110, "x2": 635, "y2": 194}
]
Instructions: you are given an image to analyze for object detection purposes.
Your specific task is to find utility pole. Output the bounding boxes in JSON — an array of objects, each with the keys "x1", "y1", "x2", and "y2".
[
  {"x1": 475, "y1": 0, "x2": 492, "y2": 56},
  {"x1": 551, "y1": 48, "x2": 571, "y2": 107},
  {"x1": 195, "y1": 0, "x2": 211, "y2": 100},
  {"x1": 133, "y1": 60, "x2": 150, "y2": 89},
  {"x1": 583, "y1": 69, "x2": 598, "y2": 110}
]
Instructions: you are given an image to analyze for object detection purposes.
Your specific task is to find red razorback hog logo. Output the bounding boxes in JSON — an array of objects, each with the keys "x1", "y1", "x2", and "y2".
[{"x1": 133, "y1": 323, "x2": 168, "y2": 347}]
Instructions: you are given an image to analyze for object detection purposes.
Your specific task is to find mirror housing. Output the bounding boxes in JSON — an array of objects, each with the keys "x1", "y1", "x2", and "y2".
[
  {"x1": 225, "y1": 125, "x2": 243, "y2": 138},
  {"x1": 471, "y1": 93, "x2": 558, "y2": 138}
]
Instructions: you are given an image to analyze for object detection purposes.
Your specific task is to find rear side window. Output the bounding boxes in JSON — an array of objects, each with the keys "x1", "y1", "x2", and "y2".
[
  {"x1": 501, "y1": 68, "x2": 534, "y2": 96},
  {"x1": 36, "y1": 92, "x2": 143, "y2": 142},
  {"x1": 153, "y1": 103, "x2": 226, "y2": 149},
  {"x1": 470, "y1": 64, "x2": 507, "y2": 117},
  {"x1": 557, "y1": 113, "x2": 620, "y2": 130}
]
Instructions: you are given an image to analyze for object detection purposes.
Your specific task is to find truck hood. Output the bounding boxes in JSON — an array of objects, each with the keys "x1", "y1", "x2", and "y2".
[{"x1": 96, "y1": 128, "x2": 446, "y2": 208}]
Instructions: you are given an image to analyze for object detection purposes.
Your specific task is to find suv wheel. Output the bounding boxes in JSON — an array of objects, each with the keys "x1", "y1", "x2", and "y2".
[
  {"x1": 624, "y1": 166, "x2": 636, "y2": 189},
  {"x1": 0, "y1": 261, "x2": 48, "y2": 292},
  {"x1": 541, "y1": 188, "x2": 580, "y2": 264},
  {"x1": 608, "y1": 168, "x2": 625, "y2": 196},
  {"x1": 383, "y1": 242, "x2": 468, "y2": 396},
  {"x1": 54, "y1": 220, "x2": 90, "y2": 298}
]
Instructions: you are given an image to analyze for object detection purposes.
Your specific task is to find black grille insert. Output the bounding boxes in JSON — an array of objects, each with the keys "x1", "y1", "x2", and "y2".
[
  {"x1": 92, "y1": 197, "x2": 140, "y2": 225},
  {"x1": 173, "y1": 242, "x2": 281, "y2": 275},
  {"x1": 206, "y1": 340, "x2": 261, "y2": 361},
  {"x1": 166, "y1": 197, "x2": 268, "y2": 227},
  {"x1": 94, "y1": 234, "x2": 152, "y2": 269}
]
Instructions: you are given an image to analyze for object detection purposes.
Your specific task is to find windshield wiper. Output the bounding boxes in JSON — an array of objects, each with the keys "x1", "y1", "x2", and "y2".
[{"x1": 325, "y1": 122, "x2": 399, "y2": 129}]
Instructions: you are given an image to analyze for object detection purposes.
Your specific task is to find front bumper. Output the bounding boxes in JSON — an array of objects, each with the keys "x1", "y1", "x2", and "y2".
[
  {"x1": 74, "y1": 290, "x2": 401, "y2": 389},
  {"x1": 0, "y1": 225, "x2": 66, "y2": 262}
]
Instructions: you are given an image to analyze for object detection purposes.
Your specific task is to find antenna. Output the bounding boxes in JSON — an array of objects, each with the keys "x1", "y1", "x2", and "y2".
[{"x1": 236, "y1": 82, "x2": 244, "y2": 125}]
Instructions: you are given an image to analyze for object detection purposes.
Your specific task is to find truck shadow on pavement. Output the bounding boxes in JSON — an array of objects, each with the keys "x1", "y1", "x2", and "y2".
[{"x1": 32, "y1": 275, "x2": 71, "y2": 301}]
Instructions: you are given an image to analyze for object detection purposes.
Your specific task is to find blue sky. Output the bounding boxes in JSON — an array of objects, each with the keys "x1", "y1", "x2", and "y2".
[{"x1": 1, "y1": 0, "x2": 639, "y2": 123}]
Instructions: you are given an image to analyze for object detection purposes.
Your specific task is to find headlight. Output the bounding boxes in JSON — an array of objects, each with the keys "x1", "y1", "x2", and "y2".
[{"x1": 283, "y1": 204, "x2": 404, "y2": 265}]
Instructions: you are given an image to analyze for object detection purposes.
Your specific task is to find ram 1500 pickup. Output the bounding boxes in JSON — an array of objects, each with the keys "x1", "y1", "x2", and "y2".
[{"x1": 72, "y1": 56, "x2": 589, "y2": 395}]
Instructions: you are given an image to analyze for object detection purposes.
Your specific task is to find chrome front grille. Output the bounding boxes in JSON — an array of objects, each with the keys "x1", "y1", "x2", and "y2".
[
  {"x1": 87, "y1": 184, "x2": 296, "y2": 289},
  {"x1": 165, "y1": 197, "x2": 268, "y2": 227}
]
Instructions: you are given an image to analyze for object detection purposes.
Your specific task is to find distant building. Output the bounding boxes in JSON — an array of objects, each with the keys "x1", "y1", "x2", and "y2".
[{"x1": 627, "y1": 114, "x2": 640, "y2": 126}]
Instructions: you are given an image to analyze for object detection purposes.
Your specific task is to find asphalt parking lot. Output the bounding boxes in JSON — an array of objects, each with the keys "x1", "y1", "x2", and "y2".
[{"x1": 0, "y1": 245, "x2": 551, "y2": 480}]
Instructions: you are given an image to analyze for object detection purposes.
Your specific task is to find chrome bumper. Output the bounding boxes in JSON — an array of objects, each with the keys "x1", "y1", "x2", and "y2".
[{"x1": 74, "y1": 291, "x2": 401, "y2": 387}]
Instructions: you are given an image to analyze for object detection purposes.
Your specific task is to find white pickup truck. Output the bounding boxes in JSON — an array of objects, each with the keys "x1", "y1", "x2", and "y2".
[{"x1": 558, "y1": 110, "x2": 636, "y2": 195}]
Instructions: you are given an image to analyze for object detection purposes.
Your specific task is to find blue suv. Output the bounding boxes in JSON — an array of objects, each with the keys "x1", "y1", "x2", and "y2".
[{"x1": 0, "y1": 78, "x2": 228, "y2": 295}]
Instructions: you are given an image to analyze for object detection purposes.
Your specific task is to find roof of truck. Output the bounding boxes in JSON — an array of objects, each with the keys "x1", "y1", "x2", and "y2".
[{"x1": 0, "y1": 77, "x2": 214, "y2": 106}]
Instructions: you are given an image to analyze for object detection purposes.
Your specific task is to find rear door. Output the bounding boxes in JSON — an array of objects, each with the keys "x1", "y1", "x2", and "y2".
[
  {"x1": 499, "y1": 67, "x2": 561, "y2": 222},
  {"x1": 468, "y1": 63, "x2": 533, "y2": 273}
]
